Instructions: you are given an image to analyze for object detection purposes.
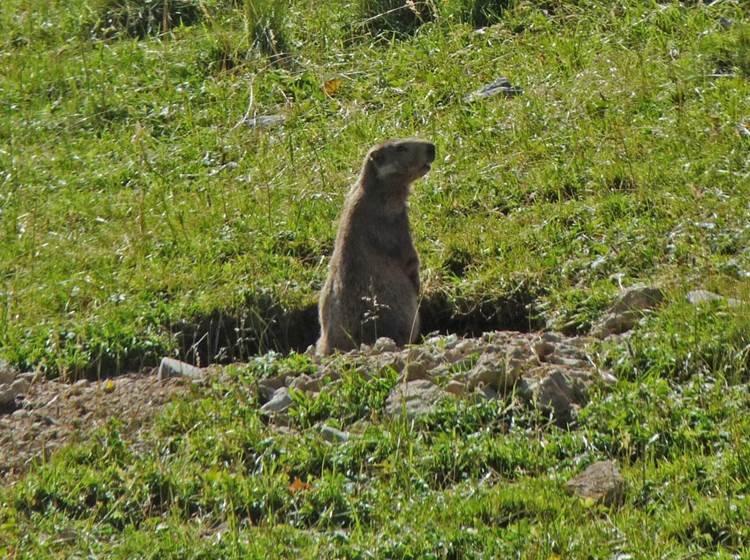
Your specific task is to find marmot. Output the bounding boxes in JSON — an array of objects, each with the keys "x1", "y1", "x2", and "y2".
[{"x1": 317, "y1": 138, "x2": 436, "y2": 355}]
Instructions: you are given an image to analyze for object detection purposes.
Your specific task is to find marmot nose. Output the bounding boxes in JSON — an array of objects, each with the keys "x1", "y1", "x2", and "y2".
[{"x1": 426, "y1": 143, "x2": 436, "y2": 162}]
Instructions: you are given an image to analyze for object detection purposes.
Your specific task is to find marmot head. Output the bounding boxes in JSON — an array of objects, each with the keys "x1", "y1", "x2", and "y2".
[{"x1": 364, "y1": 138, "x2": 436, "y2": 186}]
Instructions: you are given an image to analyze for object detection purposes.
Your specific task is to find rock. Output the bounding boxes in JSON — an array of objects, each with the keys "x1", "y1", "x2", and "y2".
[
  {"x1": 687, "y1": 290, "x2": 722, "y2": 304},
  {"x1": 546, "y1": 354, "x2": 590, "y2": 369},
  {"x1": 404, "y1": 349, "x2": 439, "y2": 372},
  {"x1": 260, "y1": 387, "x2": 293, "y2": 415},
  {"x1": 288, "y1": 374, "x2": 320, "y2": 394},
  {"x1": 400, "y1": 361, "x2": 429, "y2": 382},
  {"x1": 0, "y1": 386, "x2": 16, "y2": 413},
  {"x1": 444, "y1": 380, "x2": 467, "y2": 396},
  {"x1": 450, "y1": 338, "x2": 480, "y2": 358},
  {"x1": 385, "y1": 380, "x2": 447, "y2": 418},
  {"x1": 599, "y1": 370, "x2": 618, "y2": 385},
  {"x1": 320, "y1": 425, "x2": 350, "y2": 443},
  {"x1": 0, "y1": 360, "x2": 18, "y2": 384},
  {"x1": 257, "y1": 374, "x2": 288, "y2": 402},
  {"x1": 158, "y1": 358, "x2": 204, "y2": 382},
  {"x1": 686, "y1": 290, "x2": 742, "y2": 307},
  {"x1": 542, "y1": 332, "x2": 563, "y2": 343},
  {"x1": 373, "y1": 352, "x2": 405, "y2": 373},
  {"x1": 467, "y1": 352, "x2": 516, "y2": 392},
  {"x1": 10, "y1": 378, "x2": 30, "y2": 396},
  {"x1": 519, "y1": 367, "x2": 593, "y2": 426},
  {"x1": 591, "y1": 311, "x2": 639, "y2": 338},
  {"x1": 243, "y1": 114, "x2": 285, "y2": 129},
  {"x1": 0, "y1": 378, "x2": 31, "y2": 414},
  {"x1": 564, "y1": 460, "x2": 626, "y2": 506},
  {"x1": 610, "y1": 285, "x2": 664, "y2": 314},
  {"x1": 506, "y1": 345, "x2": 534, "y2": 379},
  {"x1": 373, "y1": 337, "x2": 397, "y2": 353},
  {"x1": 532, "y1": 340, "x2": 555, "y2": 362},
  {"x1": 464, "y1": 77, "x2": 523, "y2": 102},
  {"x1": 473, "y1": 383, "x2": 498, "y2": 401},
  {"x1": 593, "y1": 285, "x2": 664, "y2": 338}
]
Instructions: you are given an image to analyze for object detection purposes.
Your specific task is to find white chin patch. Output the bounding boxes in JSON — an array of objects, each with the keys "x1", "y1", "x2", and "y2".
[{"x1": 375, "y1": 161, "x2": 399, "y2": 179}]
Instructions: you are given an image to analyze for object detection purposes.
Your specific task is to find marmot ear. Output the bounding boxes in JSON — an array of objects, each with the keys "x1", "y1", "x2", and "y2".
[{"x1": 370, "y1": 150, "x2": 385, "y2": 167}]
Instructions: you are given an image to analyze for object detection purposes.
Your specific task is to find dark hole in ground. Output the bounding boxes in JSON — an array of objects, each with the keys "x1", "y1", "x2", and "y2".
[{"x1": 172, "y1": 289, "x2": 542, "y2": 368}]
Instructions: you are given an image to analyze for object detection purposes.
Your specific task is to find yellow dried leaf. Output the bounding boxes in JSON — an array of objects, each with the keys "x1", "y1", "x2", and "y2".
[
  {"x1": 289, "y1": 476, "x2": 312, "y2": 493},
  {"x1": 323, "y1": 78, "x2": 343, "y2": 96},
  {"x1": 103, "y1": 379, "x2": 115, "y2": 393}
]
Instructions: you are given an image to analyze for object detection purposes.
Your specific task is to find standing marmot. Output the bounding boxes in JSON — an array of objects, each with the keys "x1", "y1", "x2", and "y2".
[{"x1": 317, "y1": 138, "x2": 436, "y2": 355}]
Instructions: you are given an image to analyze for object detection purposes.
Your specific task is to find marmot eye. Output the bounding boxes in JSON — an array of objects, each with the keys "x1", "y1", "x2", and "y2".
[{"x1": 396, "y1": 145, "x2": 407, "y2": 153}]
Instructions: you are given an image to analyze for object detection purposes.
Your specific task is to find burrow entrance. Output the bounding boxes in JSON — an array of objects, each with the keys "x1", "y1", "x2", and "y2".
[{"x1": 173, "y1": 289, "x2": 542, "y2": 368}]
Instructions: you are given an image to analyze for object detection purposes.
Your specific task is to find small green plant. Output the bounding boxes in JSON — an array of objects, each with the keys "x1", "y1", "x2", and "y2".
[
  {"x1": 356, "y1": 0, "x2": 436, "y2": 38},
  {"x1": 241, "y1": 0, "x2": 290, "y2": 58},
  {"x1": 701, "y1": 23, "x2": 750, "y2": 77},
  {"x1": 90, "y1": 0, "x2": 207, "y2": 39}
]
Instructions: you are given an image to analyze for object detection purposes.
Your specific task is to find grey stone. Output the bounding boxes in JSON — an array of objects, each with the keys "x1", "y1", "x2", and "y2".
[
  {"x1": 473, "y1": 383, "x2": 498, "y2": 401},
  {"x1": 453, "y1": 339, "x2": 480, "y2": 356},
  {"x1": 0, "y1": 360, "x2": 18, "y2": 384},
  {"x1": 519, "y1": 367, "x2": 593, "y2": 426},
  {"x1": 444, "y1": 380, "x2": 467, "y2": 396},
  {"x1": 158, "y1": 358, "x2": 205, "y2": 382},
  {"x1": 0, "y1": 385, "x2": 16, "y2": 412},
  {"x1": 686, "y1": 290, "x2": 742, "y2": 307},
  {"x1": 385, "y1": 380, "x2": 447, "y2": 418},
  {"x1": 260, "y1": 387, "x2": 293, "y2": 415},
  {"x1": 400, "y1": 361, "x2": 429, "y2": 382},
  {"x1": 464, "y1": 77, "x2": 523, "y2": 102},
  {"x1": 467, "y1": 352, "x2": 514, "y2": 391},
  {"x1": 10, "y1": 378, "x2": 30, "y2": 396},
  {"x1": 546, "y1": 354, "x2": 590, "y2": 369},
  {"x1": 288, "y1": 374, "x2": 320, "y2": 394},
  {"x1": 565, "y1": 460, "x2": 626, "y2": 506},
  {"x1": 373, "y1": 337, "x2": 397, "y2": 353},
  {"x1": 542, "y1": 332, "x2": 563, "y2": 343},
  {"x1": 243, "y1": 114, "x2": 285, "y2": 129},
  {"x1": 17, "y1": 371, "x2": 38, "y2": 382},
  {"x1": 320, "y1": 425, "x2": 350, "y2": 443},
  {"x1": 687, "y1": 290, "x2": 723, "y2": 304},
  {"x1": 593, "y1": 285, "x2": 664, "y2": 338},
  {"x1": 1, "y1": 377, "x2": 30, "y2": 413},
  {"x1": 404, "y1": 348, "x2": 439, "y2": 371},
  {"x1": 592, "y1": 311, "x2": 639, "y2": 338},
  {"x1": 257, "y1": 374, "x2": 288, "y2": 403},
  {"x1": 610, "y1": 285, "x2": 664, "y2": 314},
  {"x1": 506, "y1": 345, "x2": 534, "y2": 379},
  {"x1": 532, "y1": 340, "x2": 555, "y2": 362}
]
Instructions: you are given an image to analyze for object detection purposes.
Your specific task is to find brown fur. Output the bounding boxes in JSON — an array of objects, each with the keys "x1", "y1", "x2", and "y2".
[{"x1": 317, "y1": 138, "x2": 436, "y2": 355}]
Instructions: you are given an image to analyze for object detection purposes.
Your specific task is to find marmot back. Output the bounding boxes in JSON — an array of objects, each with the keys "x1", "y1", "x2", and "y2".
[{"x1": 317, "y1": 138, "x2": 436, "y2": 355}]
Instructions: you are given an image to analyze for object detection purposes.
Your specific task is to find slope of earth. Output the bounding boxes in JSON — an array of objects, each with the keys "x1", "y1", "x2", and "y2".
[
  {"x1": 2, "y1": 321, "x2": 750, "y2": 557},
  {"x1": 2, "y1": 0, "x2": 750, "y2": 557},
  {"x1": 1, "y1": 0, "x2": 749, "y2": 376}
]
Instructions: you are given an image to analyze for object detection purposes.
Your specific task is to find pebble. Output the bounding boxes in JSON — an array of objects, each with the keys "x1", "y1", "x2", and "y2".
[
  {"x1": 157, "y1": 358, "x2": 205, "y2": 382},
  {"x1": 260, "y1": 387, "x2": 293, "y2": 415}
]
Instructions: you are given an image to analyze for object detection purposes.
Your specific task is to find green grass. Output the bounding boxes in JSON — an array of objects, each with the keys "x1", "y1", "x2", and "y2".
[
  {"x1": 2, "y1": 324, "x2": 750, "y2": 557},
  {"x1": 1, "y1": 0, "x2": 750, "y2": 555},
  {"x1": 1, "y1": 0, "x2": 749, "y2": 377}
]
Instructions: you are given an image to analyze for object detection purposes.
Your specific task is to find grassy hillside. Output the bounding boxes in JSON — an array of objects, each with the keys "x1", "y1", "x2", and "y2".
[
  {"x1": 1, "y1": 0, "x2": 749, "y2": 377},
  {"x1": 2, "y1": 0, "x2": 750, "y2": 557}
]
